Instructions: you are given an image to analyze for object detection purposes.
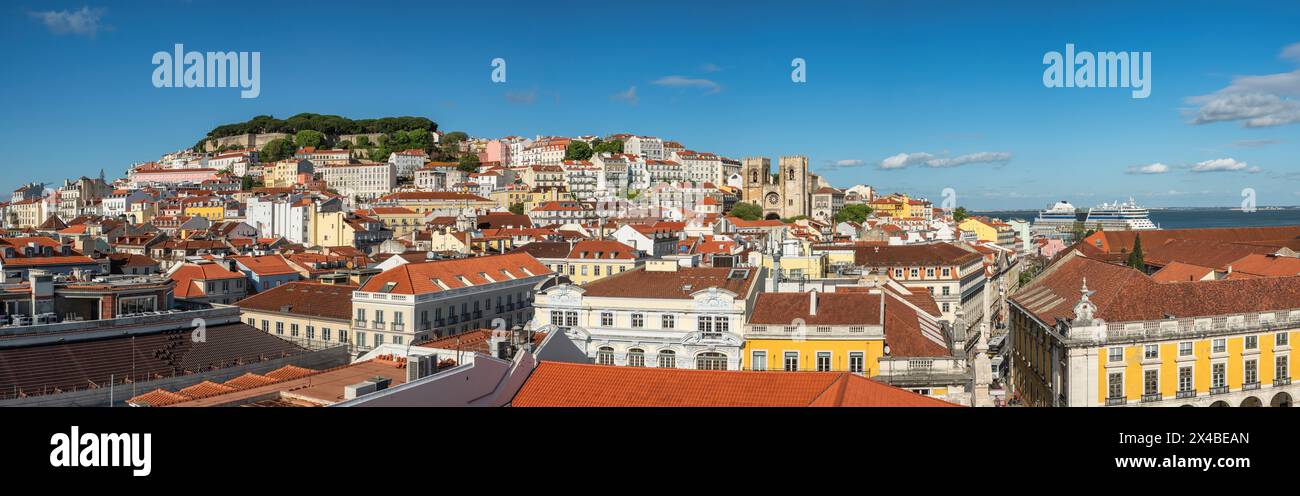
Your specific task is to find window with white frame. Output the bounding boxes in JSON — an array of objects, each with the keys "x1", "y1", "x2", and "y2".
[
  {"x1": 784, "y1": 351, "x2": 799, "y2": 371},
  {"x1": 627, "y1": 348, "x2": 645, "y2": 367},
  {"x1": 662, "y1": 314, "x2": 675, "y2": 329},
  {"x1": 1144, "y1": 344, "x2": 1158, "y2": 360},
  {"x1": 1178, "y1": 366, "x2": 1193, "y2": 392},
  {"x1": 752, "y1": 350, "x2": 768, "y2": 371},
  {"x1": 1179, "y1": 341, "x2": 1193, "y2": 357},
  {"x1": 849, "y1": 352, "x2": 864, "y2": 374},
  {"x1": 1108, "y1": 372, "x2": 1124, "y2": 399},
  {"x1": 1244, "y1": 359, "x2": 1258, "y2": 385},
  {"x1": 1277, "y1": 355, "x2": 1289, "y2": 380},
  {"x1": 631, "y1": 313, "x2": 644, "y2": 328},
  {"x1": 1213, "y1": 339, "x2": 1226, "y2": 354},
  {"x1": 1143, "y1": 369, "x2": 1158, "y2": 396},
  {"x1": 657, "y1": 350, "x2": 676, "y2": 368},
  {"x1": 1278, "y1": 332, "x2": 1290, "y2": 346},
  {"x1": 816, "y1": 352, "x2": 832, "y2": 371},
  {"x1": 600, "y1": 312, "x2": 613, "y2": 327},
  {"x1": 1108, "y1": 347, "x2": 1123, "y2": 363},
  {"x1": 596, "y1": 346, "x2": 615, "y2": 365},
  {"x1": 696, "y1": 352, "x2": 727, "y2": 371},
  {"x1": 1212, "y1": 363, "x2": 1226, "y2": 389}
]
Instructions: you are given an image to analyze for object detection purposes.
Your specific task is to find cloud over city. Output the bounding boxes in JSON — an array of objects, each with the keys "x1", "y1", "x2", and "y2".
[
  {"x1": 879, "y1": 151, "x2": 1012, "y2": 170},
  {"x1": 652, "y1": 75, "x2": 722, "y2": 94},
  {"x1": 28, "y1": 6, "x2": 108, "y2": 38},
  {"x1": 1186, "y1": 42, "x2": 1300, "y2": 128},
  {"x1": 1126, "y1": 163, "x2": 1171, "y2": 174}
]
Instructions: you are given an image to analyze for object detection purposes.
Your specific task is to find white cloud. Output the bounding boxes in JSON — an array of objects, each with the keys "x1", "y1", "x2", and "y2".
[
  {"x1": 700, "y1": 63, "x2": 722, "y2": 73},
  {"x1": 1282, "y1": 42, "x2": 1300, "y2": 63},
  {"x1": 29, "y1": 6, "x2": 107, "y2": 38},
  {"x1": 1127, "y1": 162, "x2": 1170, "y2": 174},
  {"x1": 1233, "y1": 139, "x2": 1284, "y2": 147},
  {"x1": 925, "y1": 151, "x2": 1012, "y2": 168},
  {"x1": 879, "y1": 151, "x2": 1011, "y2": 170},
  {"x1": 835, "y1": 159, "x2": 864, "y2": 167},
  {"x1": 1190, "y1": 157, "x2": 1249, "y2": 172},
  {"x1": 651, "y1": 75, "x2": 722, "y2": 94},
  {"x1": 880, "y1": 152, "x2": 934, "y2": 169},
  {"x1": 612, "y1": 86, "x2": 638, "y2": 105},
  {"x1": 1186, "y1": 42, "x2": 1300, "y2": 128},
  {"x1": 504, "y1": 89, "x2": 537, "y2": 105},
  {"x1": 1189, "y1": 92, "x2": 1300, "y2": 128}
]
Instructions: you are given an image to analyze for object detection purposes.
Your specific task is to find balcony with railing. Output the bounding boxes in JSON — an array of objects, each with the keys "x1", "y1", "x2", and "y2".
[
  {"x1": 1098, "y1": 309, "x2": 1300, "y2": 345},
  {"x1": 1106, "y1": 397, "x2": 1126, "y2": 406},
  {"x1": 1141, "y1": 393, "x2": 1162, "y2": 403},
  {"x1": 1210, "y1": 385, "x2": 1229, "y2": 395},
  {"x1": 1276, "y1": 377, "x2": 1292, "y2": 387},
  {"x1": 1242, "y1": 381, "x2": 1260, "y2": 391},
  {"x1": 1176, "y1": 390, "x2": 1197, "y2": 399}
]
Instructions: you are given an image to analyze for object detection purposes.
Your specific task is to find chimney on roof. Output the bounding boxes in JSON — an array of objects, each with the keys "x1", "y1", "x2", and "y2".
[{"x1": 809, "y1": 290, "x2": 818, "y2": 316}]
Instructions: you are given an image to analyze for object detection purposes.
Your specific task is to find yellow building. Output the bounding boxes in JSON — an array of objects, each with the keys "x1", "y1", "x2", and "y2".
[
  {"x1": 958, "y1": 217, "x2": 997, "y2": 242},
  {"x1": 513, "y1": 240, "x2": 639, "y2": 285},
  {"x1": 236, "y1": 280, "x2": 355, "y2": 350},
  {"x1": 744, "y1": 291, "x2": 887, "y2": 375},
  {"x1": 744, "y1": 285, "x2": 970, "y2": 403},
  {"x1": 182, "y1": 198, "x2": 226, "y2": 222},
  {"x1": 265, "y1": 159, "x2": 313, "y2": 188},
  {"x1": 1011, "y1": 250, "x2": 1299, "y2": 407},
  {"x1": 869, "y1": 193, "x2": 932, "y2": 219},
  {"x1": 311, "y1": 210, "x2": 356, "y2": 247},
  {"x1": 490, "y1": 187, "x2": 565, "y2": 213},
  {"x1": 357, "y1": 206, "x2": 424, "y2": 237},
  {"x1": 373, "y1": 191, "x2": 496, "y2": 216}
]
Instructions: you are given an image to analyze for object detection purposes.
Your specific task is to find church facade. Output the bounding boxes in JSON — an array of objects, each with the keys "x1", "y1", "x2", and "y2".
[{"x1": 741, "y1": 155, "x2": 816, "y2": 219}]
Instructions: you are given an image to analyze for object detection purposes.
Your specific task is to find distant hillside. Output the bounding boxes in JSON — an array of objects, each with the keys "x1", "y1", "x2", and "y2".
[
  {"x1": 195, "y1": 113, "x2": 438, "y2": 152},
  {"x1": 205, "y1": 113, "x2": 436, "y2": 139}
]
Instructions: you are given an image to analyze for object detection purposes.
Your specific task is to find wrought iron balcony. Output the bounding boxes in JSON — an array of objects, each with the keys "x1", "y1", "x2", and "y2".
[
  {"x1": 1210, "y1": 386, "x2": 1229, "y2": 395},
  {"x1": 1141, "y1": 393, "x2": 1162, "y2": 403},
  {"x1": 1275, "y1": 377, "x2": 1292, "y2": 387},
  {"x1": 1243, "y1": 382, "x2": 1260, "y2": 391},
  {"x1": 1176, "y1": 390, "x2": 1197, "y2": 399},
  {"x1": 1106, "y1": 397, "x2": 1126, "y2": 406}
]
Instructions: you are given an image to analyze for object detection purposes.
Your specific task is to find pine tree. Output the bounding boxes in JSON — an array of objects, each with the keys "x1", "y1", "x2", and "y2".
[{"x1": 1127, "y1": 234, "x2": 1145, "y2": 271}]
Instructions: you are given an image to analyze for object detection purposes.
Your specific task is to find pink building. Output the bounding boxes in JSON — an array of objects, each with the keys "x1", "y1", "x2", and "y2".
[{"x1": 483, "y1": 140, "x2": 512, "y2": 165}]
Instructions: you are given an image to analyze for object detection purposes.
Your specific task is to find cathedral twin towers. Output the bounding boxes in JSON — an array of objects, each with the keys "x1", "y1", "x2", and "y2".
[{"x1": 741, "y1": 156, "x2": 816, "y2": 220}]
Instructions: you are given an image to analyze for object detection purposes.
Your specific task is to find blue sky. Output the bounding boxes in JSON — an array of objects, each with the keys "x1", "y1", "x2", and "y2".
[{"x1": 2, "y1": 0, "x2": 1298, "y2": 209}]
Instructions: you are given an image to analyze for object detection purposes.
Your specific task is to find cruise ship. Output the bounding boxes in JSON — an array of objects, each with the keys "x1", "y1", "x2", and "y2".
[{"x1": 1033, "y1": 198, "x2": 1157, "y2": 232}]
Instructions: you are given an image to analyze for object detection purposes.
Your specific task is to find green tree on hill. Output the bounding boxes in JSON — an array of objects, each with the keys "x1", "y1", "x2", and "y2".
[
  {"x1": 260, "y1": 138, "x2": 295, "y2": 162},
  {"x1": 458, "y1": 153, "x2": 481, "y2": 173},
  {"x1": 295, "y1": 130, "x2": 327, "y2": 149},
  {"x1": 565, "y1": 141, "x2": 593, "y2": 161},
  {"x1": 953, "y1": 206, "x2": 970, "y2": 222},
  {"x1": 730, "y1": 202, "x2": 764, "y2": 221},
  {"x1": 834, "y1": 203, "x2": 872, "y2": 224}
]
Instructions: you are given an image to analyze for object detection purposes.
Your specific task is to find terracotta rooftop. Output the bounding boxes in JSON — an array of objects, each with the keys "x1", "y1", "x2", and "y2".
[
  {"x1": 235, "y1": 281, "x2": 358, "y2": 321},
  {"x1": 511, "y1": 362, "x2": 958, "y2": 407},
  {"x1": 1012, "y1": 250, "x2": 1300, "y2": 325},
  {"x1": 580, "y1": 266, "x2": 757, "y2": 300},
  {"x1": 359, "y1": 252, "x2": 551, "y2": 295}
]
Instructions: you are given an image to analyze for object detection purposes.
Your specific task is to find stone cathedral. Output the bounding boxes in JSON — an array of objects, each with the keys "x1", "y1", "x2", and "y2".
[{"x1": 741, "y1": 155, "x2": 817, "y2": 220}]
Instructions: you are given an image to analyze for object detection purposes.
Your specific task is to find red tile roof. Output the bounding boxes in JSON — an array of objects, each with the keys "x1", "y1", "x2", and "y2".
[
  {"x1": 1013, "y1": 251, "x2": 1300, "y2": 324},
  {"x1": 169, "y1": 262, "x2": 244, "y2": 298},
  {"x1": 235, "y1": 281, "x2": 357, "y2": 321},
  {"x1": 580, "y1": 266, "x2": 757, "y2": 300},
  {"x1": 511, "y1": 362, "x2": 958, "y2": 407},
  {"x1": 358, "y1": 252, "x2": 552, "y2": 295}
]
